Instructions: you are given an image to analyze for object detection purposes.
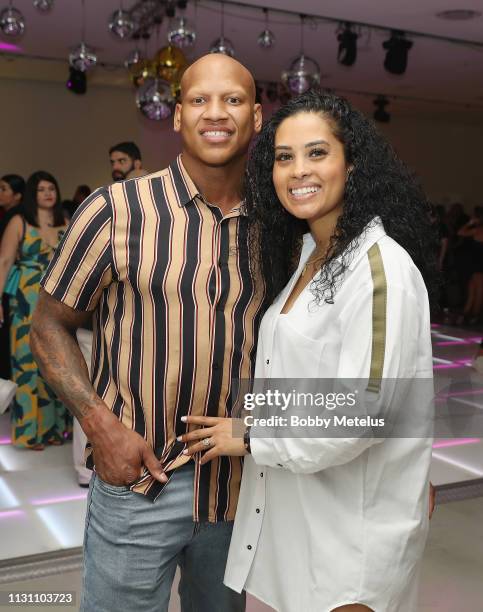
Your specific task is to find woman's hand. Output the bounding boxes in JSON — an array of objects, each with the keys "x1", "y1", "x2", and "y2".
[{"x1": 178, "y1": 416, "x2": 247, "y2": 465}]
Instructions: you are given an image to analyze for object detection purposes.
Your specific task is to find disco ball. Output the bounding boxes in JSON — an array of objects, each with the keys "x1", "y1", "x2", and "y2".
[
  {"x1": 257, "y1": 29, "x2": 275, "y2": 49},
  {"x1": 33, "y1": 0, "x2": 54, "y2": 12},
  {"x1": 136, "y1": 78, "x2": 174, "y2": 121},
  {"x1": 108, "y1": 9, "x2": 134, "y2": 39},
  {"x1": 167, "y1": 17, "x2": 196, "y2": 48},
  {"x1": 124, "y1": 48, "x2": 143, "y2": 70},
  {"x1": 69, "y1": 42, "x2": 97, "y2": 72},
  {"x1": 209, "y1": 36, "x2": 235, "y2": 57},
  {"x1": 281, "y1": 54, "x2": 320, "y2": 95},
  {"x1": 0, "y1": 6, "x2": 25, "y2": 37}
]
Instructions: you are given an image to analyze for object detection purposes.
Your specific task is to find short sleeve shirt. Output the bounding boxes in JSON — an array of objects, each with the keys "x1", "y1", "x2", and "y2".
[{"x1": 41, "y1": 156, "x2": 266, "y2": 522}]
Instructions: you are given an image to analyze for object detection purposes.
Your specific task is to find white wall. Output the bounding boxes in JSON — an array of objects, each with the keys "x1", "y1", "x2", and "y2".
[{"x1": 1, "y1": 77, "x2": 481, "y2": 209}]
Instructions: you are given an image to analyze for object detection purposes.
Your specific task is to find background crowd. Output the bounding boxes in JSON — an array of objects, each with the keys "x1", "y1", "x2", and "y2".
[{"x1": 0, "y1": 141, "x2": 147, "y2": 480}]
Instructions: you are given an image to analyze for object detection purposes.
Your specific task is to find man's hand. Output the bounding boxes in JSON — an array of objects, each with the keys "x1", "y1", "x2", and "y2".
[
  {"x1": 85, "y1": 408, "x2": 168, "y2": 486},
  {"x1": 429, "y1": 481, "x2": 436, "y2": 519},
  {"x1": 178, "y1": 416, "x2": 246, "y2": 465}
]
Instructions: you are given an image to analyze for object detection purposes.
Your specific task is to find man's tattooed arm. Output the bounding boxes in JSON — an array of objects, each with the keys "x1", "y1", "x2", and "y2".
[
  {"x1": 30, "y1": 289, "x2": 168, "y2": 485},
  {"x1": 30, "y1": 289, "x2": 104, "y2": 424}
]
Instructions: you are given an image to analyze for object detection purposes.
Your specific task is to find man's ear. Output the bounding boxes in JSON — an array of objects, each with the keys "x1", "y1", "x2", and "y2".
[
  {"x1": 174, "y1": 103, "x2": 182, "y2": 132},
  {"x1": 254, "y1": 103, "x2": 263, "y2": 134},
  {"x1": 134, "y1": 159, "x2": 142, "y2": 170}
]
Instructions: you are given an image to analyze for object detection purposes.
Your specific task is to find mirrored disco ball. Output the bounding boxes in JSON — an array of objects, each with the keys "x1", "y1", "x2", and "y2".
[
  {"x1": 0, "y1": 6, "x2": 25, "y2": 37},
  {"x1": 69, "y1": 42, "x2": 97, "y2": 72},
  {"x1": 33, "y1": 0, "x2": 54, "y2": 12},
  {"x1": 124, "y1": 48, "x2": 143, "y2": 70},
  {"x1": 209, "y1": 36, "x2": 235, "y2": 57},
  {"x1": 257, "y1": 29, "x2": 275, "y2": 49},
  {"x1": 282, "y1": 55, "x2": 320, "y2": 95},
  {"x1": 136, "y1": 79, "x2": 174, "y2": 120},
  {"x1": 168, "y1": 17, "x2": 196, "y2": 48},
  {"x1": 108, "y1": 9, "x2": 134, "y2": 39}
]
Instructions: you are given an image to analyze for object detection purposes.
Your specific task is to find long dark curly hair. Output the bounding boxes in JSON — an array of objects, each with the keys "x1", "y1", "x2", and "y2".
[{"x1": 244, "y1": 90, "x2": 440, "y2": 309}]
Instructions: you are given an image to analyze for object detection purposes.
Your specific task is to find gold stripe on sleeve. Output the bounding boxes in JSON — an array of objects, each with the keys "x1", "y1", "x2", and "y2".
[{"x1": 367, "y1": 243, "x2": 387, "y2": 393}]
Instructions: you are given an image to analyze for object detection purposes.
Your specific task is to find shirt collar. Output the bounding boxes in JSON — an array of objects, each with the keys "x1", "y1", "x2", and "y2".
[
  {"x1": 168, "y1": 155, "x2": 201, "y2": 208},
  {"x1": 302, "y1": 217, "x2": 386, "y2": 270},
  {"x1": 168, "y1": 154, "x2": 246, "y2": 216}
]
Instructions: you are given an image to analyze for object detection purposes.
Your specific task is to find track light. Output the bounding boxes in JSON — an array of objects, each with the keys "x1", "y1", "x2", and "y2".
[
  {"x1": 383, "y1": 30, "x2": 413, "y2": 75},
  {"x1": 66, "y1": 67, "x2": 87, "y2": 94},
  {"x1": 337, "y1": 23, "x2": 358, "y2": 66},
  {"x1": 373, "y1": 95, "x2": 390, "y2": 123}
]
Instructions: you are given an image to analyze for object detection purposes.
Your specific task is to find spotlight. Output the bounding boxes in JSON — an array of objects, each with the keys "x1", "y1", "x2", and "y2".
[
  {"x1": 66, "y1": 67, "x2": 86, "y2": 94},
  {"x1": 337, "y1": 22, "x2": 358, "y2": 66},
  {"x1": 383, "y1": 30, "x2": 413, "y2": 75},
  {"x1": 373, "y1": 95, "x2": 390, "y2": 123}
]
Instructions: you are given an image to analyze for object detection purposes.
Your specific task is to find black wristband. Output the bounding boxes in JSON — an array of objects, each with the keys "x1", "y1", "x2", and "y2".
[{"x1": 243, "y1": 426, "x2": 251, "y2": 454}]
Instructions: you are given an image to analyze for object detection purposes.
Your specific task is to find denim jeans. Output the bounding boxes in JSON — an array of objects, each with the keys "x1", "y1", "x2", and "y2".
[{"x1": 80, "y1": 462, "x2": 245, "y2": 612}]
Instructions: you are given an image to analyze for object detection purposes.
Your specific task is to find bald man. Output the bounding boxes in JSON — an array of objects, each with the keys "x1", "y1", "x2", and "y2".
[{"x1": 31, "y1": 54, "x2": 263, "y2": 611}]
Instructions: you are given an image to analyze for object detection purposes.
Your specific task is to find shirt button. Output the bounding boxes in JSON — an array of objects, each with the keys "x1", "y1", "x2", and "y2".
[
  {"x1": 247, "y1": 545, "x2": 252, "y2": 550},
  {"x1": 260, "y1": 472, "x2": 264, "y2": 478},
  {"x1": 277, "y1": 463, "x2": 283, "y2": 467},
  {"x1": 266, "y1": 359, "x2": 270, "y2": 364},
  {"x1": 212, "y1": 362, "x2": 220, "y2": 370},
  {"x1": 256, "y1": 508, "x2": 260, "y2": 513}
]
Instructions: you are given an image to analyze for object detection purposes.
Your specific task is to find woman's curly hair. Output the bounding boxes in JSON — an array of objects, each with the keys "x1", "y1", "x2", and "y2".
[{"x1": 244, "y1": 90, "x2": 440, "y2": 309}]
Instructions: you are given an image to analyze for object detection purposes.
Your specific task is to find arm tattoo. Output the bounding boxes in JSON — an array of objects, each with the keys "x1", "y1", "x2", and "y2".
[{"x1": 31, "y1": 289, "x2": 104, "y2": 421}]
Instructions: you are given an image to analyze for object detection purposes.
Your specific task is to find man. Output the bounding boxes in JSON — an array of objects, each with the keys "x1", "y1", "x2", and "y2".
[
  {"x1": 109, "y1": 140, "x2": 148, "y2": 181},
  {"x1": 31, "y1": 54, "x2": 263, "y2": 611}
]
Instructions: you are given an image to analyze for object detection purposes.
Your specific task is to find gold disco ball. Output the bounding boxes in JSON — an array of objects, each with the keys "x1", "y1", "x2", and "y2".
[
  {"x1": 154, "y1": 45, "x2": 188, "y2": 83},
  {"x1": 129, "y1": 58, "x2": 156, "y2": 88}
]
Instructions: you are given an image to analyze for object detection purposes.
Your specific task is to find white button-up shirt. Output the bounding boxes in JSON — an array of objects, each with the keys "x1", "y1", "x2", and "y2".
[{"x1": 224, "y1": 219, "x2": 433, "y2": 612}]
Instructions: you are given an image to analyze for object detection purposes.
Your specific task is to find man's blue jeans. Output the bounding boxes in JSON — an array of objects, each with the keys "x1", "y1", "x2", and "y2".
[{"x1": 80, "y1": 462, "x2": 245, "y2": 612}]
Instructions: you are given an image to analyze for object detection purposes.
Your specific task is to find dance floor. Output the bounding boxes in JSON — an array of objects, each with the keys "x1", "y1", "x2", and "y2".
[{"x1": 0, "y1": 324, "x2": 482, "y2": 562}]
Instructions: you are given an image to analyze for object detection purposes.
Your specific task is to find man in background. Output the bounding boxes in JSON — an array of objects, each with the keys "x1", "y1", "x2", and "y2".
[{"x1": 109, "y1": 141, "x2": 148, "y2": 181}]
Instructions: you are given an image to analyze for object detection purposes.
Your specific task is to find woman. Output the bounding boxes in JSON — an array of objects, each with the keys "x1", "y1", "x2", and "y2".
[
  {"x1": 0, "y1": 171, "x2": 71, "y2": 449},
  {"x1": 179, "y1": 91, "x2": 439, "y2": 611},
  {"x1": 0, "y1": 174, "x2": 25, "y2": 380}
]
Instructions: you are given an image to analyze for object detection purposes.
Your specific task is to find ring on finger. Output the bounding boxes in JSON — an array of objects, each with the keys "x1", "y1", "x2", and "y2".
[{"x1": 202, "y1": 437, "x2": 213, "y2": 448}]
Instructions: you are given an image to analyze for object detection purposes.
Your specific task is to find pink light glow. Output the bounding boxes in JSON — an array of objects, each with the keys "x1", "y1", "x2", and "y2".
[
  {"x1": 0, "y1": 42, "x2": 21, "y2": 52},
  {"x1": 435, "y1": 339, "x2": 482, "y2": 346},
  {"x1": 433, "y1": 438, "x2": 481, "y2": 449},
  {"x1": 434, "y1": 363, "x2": 467, "y2": 370},
  {"x1": 31, "y1": 492, "x2": 88, "y2": 506},
  {"x1": 0, "y1": 437, "x2": 11, "y2": 445},
  {"x1": 431, "y1": 324, "x2": 442, "y2": 328},
  {"x1": 0, "y1": 509, "x2": 25, "y2": 520},
  {"x1": 439, "y1": 388, "x2": 483, "y2": 399}
]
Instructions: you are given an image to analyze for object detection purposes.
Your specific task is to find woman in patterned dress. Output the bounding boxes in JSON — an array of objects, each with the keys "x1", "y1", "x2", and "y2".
[{"x1": 0, "y1": 171, "x2": 71, "y2": 449}]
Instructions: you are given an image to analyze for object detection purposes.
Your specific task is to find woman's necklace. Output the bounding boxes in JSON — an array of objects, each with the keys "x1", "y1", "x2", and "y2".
[{"x1": 302, "y1": 249, "x2": 326, "y2": 276}]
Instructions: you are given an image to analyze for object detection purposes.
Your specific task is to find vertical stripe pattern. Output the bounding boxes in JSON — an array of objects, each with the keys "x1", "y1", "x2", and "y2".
[{"x1": 41, "y1": 156, "x2": 266, "y2": 522}]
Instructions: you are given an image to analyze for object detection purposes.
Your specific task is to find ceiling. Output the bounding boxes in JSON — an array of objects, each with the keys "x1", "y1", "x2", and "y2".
[{"x1": 1, "y1": 0, "x2": 483, "y2": 118}]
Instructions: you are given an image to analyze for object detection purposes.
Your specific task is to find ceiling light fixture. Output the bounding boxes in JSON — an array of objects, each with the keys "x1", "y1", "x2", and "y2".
[
  {"x1": 258, "y1": 8, "x2": 275, "y2": 49},
  {"x1": 337, "y1": 22, "x2": 358, "y2": 67},
  {"x1": 210, "y1": 1, "x2": 235, "y2": 57},
  {"x1": 383, "y1": 30, "x2": 413, "y2": 75},
  {"x1": 436, "y1": 9, "x2": 481, "y2": 20},
  {"x1": 373, "y1": 95, "x2": 390, "y2": 123},
  {"x1": 282, "y1": 15, "x2": 320, "y2": 95}
]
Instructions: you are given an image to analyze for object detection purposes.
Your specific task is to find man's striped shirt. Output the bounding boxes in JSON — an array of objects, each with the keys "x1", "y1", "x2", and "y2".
[{"x1": 41, "y1": 155, "x2": 266, "y2": 522}]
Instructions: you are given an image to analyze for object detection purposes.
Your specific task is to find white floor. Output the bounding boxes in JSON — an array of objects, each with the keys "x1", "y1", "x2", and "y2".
[{"x1": 0, "y1": 324, "x2": 481, "y2": 607}]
